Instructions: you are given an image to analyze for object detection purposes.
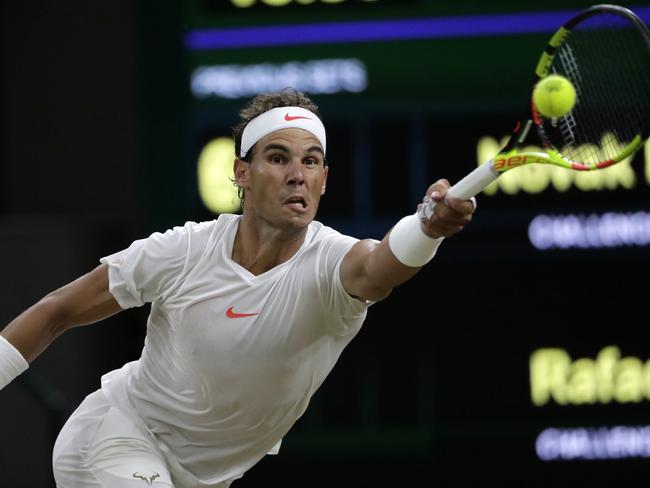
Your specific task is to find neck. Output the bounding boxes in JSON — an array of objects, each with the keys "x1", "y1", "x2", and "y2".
[{"x1": 232, "y1": 214, "x2": 308, "y2": 276}]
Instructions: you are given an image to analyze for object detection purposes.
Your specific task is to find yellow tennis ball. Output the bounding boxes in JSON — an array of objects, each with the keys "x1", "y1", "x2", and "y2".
[{"x1": 533, "y1": 74, "x2": 577, "y2": 118}]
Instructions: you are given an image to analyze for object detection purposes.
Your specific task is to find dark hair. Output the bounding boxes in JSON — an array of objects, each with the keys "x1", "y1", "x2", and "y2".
[{"x1": 231, "y1": 88, "x2": 322, "y2": 202}]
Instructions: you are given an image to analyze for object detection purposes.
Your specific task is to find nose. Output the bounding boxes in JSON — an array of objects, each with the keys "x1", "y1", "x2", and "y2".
[{"x1": 286, "y1": 158, "x2": 305, "y2": 186}]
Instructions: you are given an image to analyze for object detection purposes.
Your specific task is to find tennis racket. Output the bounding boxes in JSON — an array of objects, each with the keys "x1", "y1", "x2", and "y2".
[{"x1": 419, "y1": 4, "x2": 650, "y2": 220}]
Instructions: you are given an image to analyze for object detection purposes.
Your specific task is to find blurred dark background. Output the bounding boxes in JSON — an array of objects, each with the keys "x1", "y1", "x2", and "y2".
[{"x1": 1, "y1": 1, "x2": 650, "y2": 486}]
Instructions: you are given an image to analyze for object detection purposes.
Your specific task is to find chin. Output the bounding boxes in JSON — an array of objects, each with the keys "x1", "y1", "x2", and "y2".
[
  {"x1": 287, "y1": 209, "x2": 317, "y2": 228},
  {"x1": 287, "y1": 214, "x2": 313, "y2": 228}
]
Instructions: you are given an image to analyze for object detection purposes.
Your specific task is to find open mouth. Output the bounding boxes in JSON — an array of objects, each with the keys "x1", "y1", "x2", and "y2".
[{"x1": 285, "y1": 196, "x2": 307, "y2": 211}]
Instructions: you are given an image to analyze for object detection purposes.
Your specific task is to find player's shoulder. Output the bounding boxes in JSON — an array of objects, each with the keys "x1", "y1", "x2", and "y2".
[
  {"x1": 308, "y1": 220, "x2": 358, "y2": 246},
  {"x1": 149, "y1": 215, "x2": 238, "y2": 251},
  {"x1": 174, "y1": 214, "x2": 238, "y2": 235},
  {"x1": 309, "y1": 219, "x2": 340, "y2": 239}
]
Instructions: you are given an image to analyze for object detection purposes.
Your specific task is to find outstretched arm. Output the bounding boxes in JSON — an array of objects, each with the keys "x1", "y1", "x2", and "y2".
[
  {"x1": 340, "y1": 180, "x2": 475, "y2": 303},
  {"x1": 1, "y1": 264, "x2": 122, "y2": 370}
]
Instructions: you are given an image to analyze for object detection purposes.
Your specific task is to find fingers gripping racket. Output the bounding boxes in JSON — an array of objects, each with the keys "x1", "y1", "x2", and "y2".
[{"x1": 419, "y1": 4, "x2": 650, "y2": 220}]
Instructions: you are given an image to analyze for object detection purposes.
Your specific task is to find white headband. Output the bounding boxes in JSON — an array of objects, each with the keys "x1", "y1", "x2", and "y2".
[{"x1": 240, "y1": 106, "x2": 326, "y2": 158}]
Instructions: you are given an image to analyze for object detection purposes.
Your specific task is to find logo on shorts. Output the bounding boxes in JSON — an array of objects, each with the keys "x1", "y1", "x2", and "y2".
[{"x1": 133, "y1": 471, "x2": 161, "y2": 485}]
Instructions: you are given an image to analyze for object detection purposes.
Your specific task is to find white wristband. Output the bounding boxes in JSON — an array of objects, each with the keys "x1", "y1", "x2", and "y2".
[
  {"x1": 388, "y1": 213, "x2": 444, "y2": 267},
  {"x1": 0, "y1": 335, "x2": 29, "y2": 391}
]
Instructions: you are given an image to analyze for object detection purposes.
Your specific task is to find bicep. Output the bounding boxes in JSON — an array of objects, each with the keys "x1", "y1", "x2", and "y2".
[
  {"x1": 47, "y1": 263, "x2": 123, "y2": 329},
  {"x1": 339, "y1": 239, "x2": 392, "y2": 303}
]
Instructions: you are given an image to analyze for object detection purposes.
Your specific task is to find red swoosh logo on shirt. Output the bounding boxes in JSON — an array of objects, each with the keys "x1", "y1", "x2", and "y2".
[
  {"x1": 284, "y1": 113, "x2": 311, "y2": 121},
  {"x1": 226, "y1": 307, "x2": 259, "y2": 318}
]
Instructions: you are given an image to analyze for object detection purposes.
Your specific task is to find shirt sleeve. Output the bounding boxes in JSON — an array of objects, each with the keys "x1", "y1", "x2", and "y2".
[
  {"x1": 99, "y1": 222, "x2": 202, "y2": 309},
  {"x1": 317, "y1": 228, "x2": 371, "y2": 320}
]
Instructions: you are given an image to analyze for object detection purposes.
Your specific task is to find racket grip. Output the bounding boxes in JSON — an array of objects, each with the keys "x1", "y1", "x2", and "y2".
[{"x1": 418, "y1": 161, "x2": 499, "y2": 221}]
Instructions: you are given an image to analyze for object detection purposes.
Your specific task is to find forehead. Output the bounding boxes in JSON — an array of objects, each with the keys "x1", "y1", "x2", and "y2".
[{"x1": 257, "y1": 128, "x2": 323, "y2": 152}]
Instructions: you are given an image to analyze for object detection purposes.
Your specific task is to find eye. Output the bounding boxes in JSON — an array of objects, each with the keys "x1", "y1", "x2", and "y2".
[
  {"x1": 304, "y1": 157, "x2": 320, "y2": 167},
  {"x1": 269, "y1": 154, "x2": 286, "y2": 164}
]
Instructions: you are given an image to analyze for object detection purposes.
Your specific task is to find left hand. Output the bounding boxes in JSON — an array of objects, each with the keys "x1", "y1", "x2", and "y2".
[{"x1": 418, "y1": 179, "x2": 476, "y2": 239}]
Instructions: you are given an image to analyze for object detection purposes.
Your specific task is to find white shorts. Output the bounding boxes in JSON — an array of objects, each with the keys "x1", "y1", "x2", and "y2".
[{"x1": 53, "y1": 389, "x2": 175, "y2": 487}]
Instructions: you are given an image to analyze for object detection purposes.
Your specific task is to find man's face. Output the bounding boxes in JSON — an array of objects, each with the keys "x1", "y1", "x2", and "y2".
[{"x1": 236, "y1": 128, "x2": 328, "y2": 231}]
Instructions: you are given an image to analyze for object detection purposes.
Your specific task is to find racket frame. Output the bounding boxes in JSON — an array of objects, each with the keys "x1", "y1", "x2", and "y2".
[{"x1": 420, "y1": 3, "x2": 650, "y2": 214}]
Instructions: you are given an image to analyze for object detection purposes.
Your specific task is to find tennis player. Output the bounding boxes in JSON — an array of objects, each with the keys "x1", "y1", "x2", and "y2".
[{"x1": 0, "y1": 89, "x2": 476, "y2": 487}]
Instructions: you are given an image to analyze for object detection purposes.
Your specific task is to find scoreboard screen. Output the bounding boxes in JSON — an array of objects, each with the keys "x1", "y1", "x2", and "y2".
[{"x1": 171, "y1": 1, "x2": 650, "y2": 484}]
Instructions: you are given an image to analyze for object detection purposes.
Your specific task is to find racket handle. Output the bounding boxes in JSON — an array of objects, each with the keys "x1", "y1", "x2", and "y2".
[{"x1": 418, "y1": 161, "x2": 499, "y2": 221}]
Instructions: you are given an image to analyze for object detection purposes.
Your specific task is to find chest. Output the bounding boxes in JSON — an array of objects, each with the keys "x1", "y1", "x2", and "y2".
[{"x1": 160, "y1": 258, "x2": 325, "y2": 363}]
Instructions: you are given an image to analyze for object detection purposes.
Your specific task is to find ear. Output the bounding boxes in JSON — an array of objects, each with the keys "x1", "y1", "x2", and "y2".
[
  {"x1": 234, "y1": 158, "x2": 250, "y2": 189},
  {"x1": 321, "y1": 165, "x2": 329, "y2": 195}
]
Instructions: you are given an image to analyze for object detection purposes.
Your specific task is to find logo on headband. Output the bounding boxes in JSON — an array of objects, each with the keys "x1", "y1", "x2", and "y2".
[{"x1": 284, "y1": 113, "x2": 312, "y2": 121}]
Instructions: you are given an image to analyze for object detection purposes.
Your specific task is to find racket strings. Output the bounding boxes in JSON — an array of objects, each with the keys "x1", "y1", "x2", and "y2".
[
  {"x1": 542, "y1": 12, "x2": 650, "y2": 166},
  {"x1": 572, "y1": 23, "x2": 631, "y2": 162},
  {"x1": 596, "y1": 20, "x2": 650, "y2": 152},
  {"x1": 595, "y1": 25, "x2": 647, "y2": 157},
  {"x1": 593, "y1": 15, "x2": 649, "y2": 146},
  {"x1": 591, "y1": 21, "x2": 643, "y2": 159},
  {"x1": 553, "y1": 47, "x2": 580, "y2": 147},
  {"x1": 570, "y1": 24, "x2": 638, "y2": 160}
]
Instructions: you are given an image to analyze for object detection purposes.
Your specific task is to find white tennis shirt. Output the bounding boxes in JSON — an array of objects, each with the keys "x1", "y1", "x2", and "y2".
[{"x1": 98, "y1": 214, "x2": 369, "y2": 487}]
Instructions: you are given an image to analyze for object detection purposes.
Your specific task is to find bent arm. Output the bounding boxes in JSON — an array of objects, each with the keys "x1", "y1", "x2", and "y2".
[{"x1": 1, "y1": 264, "x2": 122, "y2": 363}]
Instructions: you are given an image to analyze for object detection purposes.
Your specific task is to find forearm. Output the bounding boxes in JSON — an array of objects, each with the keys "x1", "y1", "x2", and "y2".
[
  {"x1": 361, "y1": 183, "x2": 473, "y2": 295},
  {"x1": 0, "y1": 297, "x2": 64, "y2": 391},
  {"x1": 361, "y1": 240, "x2": 422, "y2": 300},
  {"x1": 0, "y1": 334, "x2": 28, "y2": 390},
  {"x1": 1, "y1": 296, "x2": 66, "y2": 364},
  {"x1": 1, "y1": 265, "x2": 121, "y2": 367},
  {"x1": 340, "y1": 180, "x2": 475, "y2": 303},
  {"x1": 365, "y1": 216, "x2": 443, "y2": 295},
  {"x1": 341, "y1": 219, "x2": 443, "y2": 303}
]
